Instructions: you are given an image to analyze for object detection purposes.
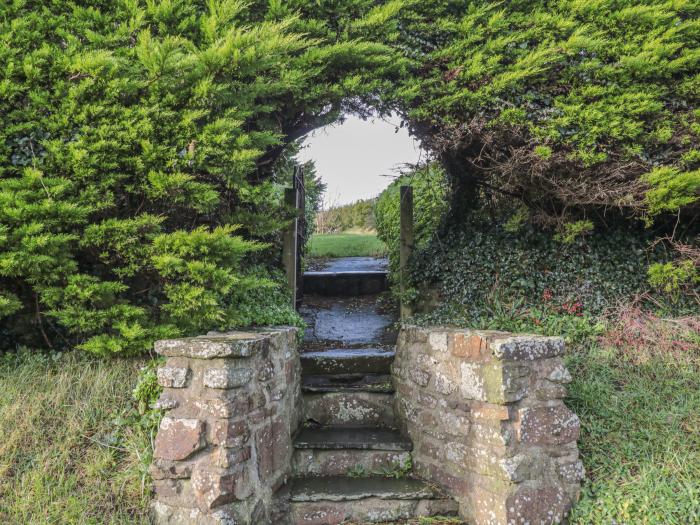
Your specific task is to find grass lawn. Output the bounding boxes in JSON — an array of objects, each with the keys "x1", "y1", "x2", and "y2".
[
  {"x1": 0, "y1": 351, "x2": 153, "y2": 524},
  {"x1": 307, "y1": 232, "x2": 388, "y2": 258},
  {"x1": 566, "y1": 343, "x2": 700, "y2": 524}
]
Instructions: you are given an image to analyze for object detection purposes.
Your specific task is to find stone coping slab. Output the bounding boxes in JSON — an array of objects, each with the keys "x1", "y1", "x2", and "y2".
[
  {"x1": 403, "y1": 325, "x2": 565, "y2": 361},
  {"x1": 154, "y1": 327, "x2": 295, "y2": 359}
]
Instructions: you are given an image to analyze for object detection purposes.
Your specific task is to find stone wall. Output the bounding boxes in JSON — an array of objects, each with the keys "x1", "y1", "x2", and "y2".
[
  {"x1": 150, "y1": 328, "x2": 300, "y2": 524},
  {"x1": 392, "y1": 326, "x2": 583, "y2": 524}
]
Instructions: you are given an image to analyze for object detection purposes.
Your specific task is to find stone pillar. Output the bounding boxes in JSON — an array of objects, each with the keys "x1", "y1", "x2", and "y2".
[
  {"x1": 392, "y1": 327, "x2": 583, "y2": 525},
  {"x1": 150, "y1": 328, "x2": 301, "y2": 525}
]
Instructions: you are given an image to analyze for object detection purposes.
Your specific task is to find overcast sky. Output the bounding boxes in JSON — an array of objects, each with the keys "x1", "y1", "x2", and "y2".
[{"x1": 296, "y1": 114, "x2": 424, "y2": 207}]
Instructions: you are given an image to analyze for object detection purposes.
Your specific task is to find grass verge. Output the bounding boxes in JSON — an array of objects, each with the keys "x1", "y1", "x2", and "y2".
[
  {"x1": 308, "y1": 233, "x2": 387, "y2": 258},
  {"x1": 0, "y1": 350, "x2": 153, "y2": 524},
  {"x1": 566, "y1": 342, "x2": 700, "y2": 524}
]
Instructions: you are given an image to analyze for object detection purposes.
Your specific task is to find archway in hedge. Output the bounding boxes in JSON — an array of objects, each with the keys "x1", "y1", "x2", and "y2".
[{"x1": 1, "y1": 1, "x2": 697, "y2": 354}]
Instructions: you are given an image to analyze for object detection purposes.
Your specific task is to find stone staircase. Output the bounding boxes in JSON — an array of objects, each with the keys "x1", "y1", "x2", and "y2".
[{"x1": 287, "y1": 258, "x2": 458, "y2": 525}]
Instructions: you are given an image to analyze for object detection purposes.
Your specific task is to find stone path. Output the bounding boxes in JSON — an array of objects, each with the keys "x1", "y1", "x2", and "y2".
[
  {"x1": 314, "y1": 256, "x2": 388, "y2": 272},
  {"x1": 288, "y1": 257, "x2": 458, "y2": 524}
]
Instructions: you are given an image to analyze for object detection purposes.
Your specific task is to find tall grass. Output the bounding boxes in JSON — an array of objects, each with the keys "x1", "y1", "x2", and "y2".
[{"x1": 0, "y1": 351, "x2": 152, "y2": 524}]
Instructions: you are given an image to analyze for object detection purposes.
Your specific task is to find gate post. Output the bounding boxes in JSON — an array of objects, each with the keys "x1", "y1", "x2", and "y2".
[
  {"x1": 295, "y1": 167, "x2": 305, "y2": 310},
  {"x1": 399, "y1": 185, "x2": 414, "y2": 320}
]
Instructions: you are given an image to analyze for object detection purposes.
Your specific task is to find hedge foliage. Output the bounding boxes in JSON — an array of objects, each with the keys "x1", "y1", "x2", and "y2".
[
  {"x1": 0, "y1": 0, "x2": 404, "y2": 353},
  {"x1": 409, "y1": 217, "x2": 673, "y2": 325},
  {"x1": 392, "y1": 1, "x2": 700, "y2": 228},
  {"x1": 377, "y1": 167, "x2": 696, "y2": 327},
  {"x1": 316, "y1": 198, "x2": 377, "y2": 234},
  {"x1": 2, "y1": 1, "x2": 698, "y2": 352},
  {"x1": 390, "y1": 1, "x2": 699, "y2": 287},
  {"x1": 375, "y1": 163, "x2": 449, "y2": 275}
]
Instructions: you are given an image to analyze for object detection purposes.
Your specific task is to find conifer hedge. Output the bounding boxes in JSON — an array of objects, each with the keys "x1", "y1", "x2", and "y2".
[
  {"x1": 391, "y1": 1, "x2": 699, "y2": 294},
  {"x1": 1, "y1": 1, "x2": 698, "y2": 353},
  {"x1": 395, "y1": 1, "x2": 700, "y2": 225},
  {"x1": 0, "y1": 0, "x2": 403, "y2": 353}
]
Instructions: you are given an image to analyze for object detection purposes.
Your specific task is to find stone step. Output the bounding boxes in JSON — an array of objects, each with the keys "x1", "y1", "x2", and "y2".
[
  {"x1": 292, "y1": 448, "x2": 412, "y2": 478},
  {"x1": 312, "y1": 257, "x2": 388, "y2": 273},
  {"x1": 300, "y1": 295, "x2": 397, "y2": 347},
  {"x1": 300, "y1": 348, "x2": 394, "y2": 376},
  {"x1": 302, "y1": 374, "x2": 394, "y2": 393},
  {"x1": 303, "y1": 271, "x2": 388, "y2": 296},
  {"x1": 295, "y1": 427, "x2": 412, "y2": 451},
  {"x1": 293, "y1": 427, "x2": 411, "y2": 477},
  {"x1": 289, "y1": 476, "x2": 458, "y2": 525},
  {"x1": 303, "y1": 391, "x2": 395, "y2": 428}
]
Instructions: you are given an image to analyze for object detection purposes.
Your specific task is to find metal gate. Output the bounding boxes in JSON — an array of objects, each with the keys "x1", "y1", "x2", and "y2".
[{"x1": 283, "y1": 165, "x2": 305, "y2": 310}]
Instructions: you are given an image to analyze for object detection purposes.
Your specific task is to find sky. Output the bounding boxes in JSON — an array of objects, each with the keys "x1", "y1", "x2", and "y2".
[{"x1": 296, "y1": 114, "x2": 424, "y2": 207}]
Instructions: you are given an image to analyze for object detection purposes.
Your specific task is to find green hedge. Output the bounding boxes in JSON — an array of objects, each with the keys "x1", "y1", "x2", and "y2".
[
  {"x1": 374, "y1": 163, "x2": 449, "y2": 275},
  {"x1": 2, "y1": 0, "x2": 698, "y2": 354},
  {"x1": 0, "y1": 1, "x2": 402, "y2": 354},
  {"x1": 394, "y1": 1, "x2": 700, "y2": 226}
]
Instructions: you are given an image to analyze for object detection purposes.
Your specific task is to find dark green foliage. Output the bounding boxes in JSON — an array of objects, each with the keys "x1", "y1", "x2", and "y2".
[
  {"x1": 409, "y1": 213, "x2": 681, "y2": 325},
  {"x1": 0, "y1": 0, "x2": 404, "y2": 353}
]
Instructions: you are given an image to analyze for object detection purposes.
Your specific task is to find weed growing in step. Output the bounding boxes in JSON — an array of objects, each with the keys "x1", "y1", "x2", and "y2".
[
  {"x1": 377, "y1": 456, "x2": 413, "y2": 479},
  {"x1": 346, "y1": 456, "x2": 413, "y2": 480},
  {"x1": 346, "y1": 464, "x2": 369, "y2": 478}
]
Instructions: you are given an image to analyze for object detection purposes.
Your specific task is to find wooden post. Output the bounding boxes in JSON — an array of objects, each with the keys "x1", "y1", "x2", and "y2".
[
  {"x1": 399, "y1": 185, "x2": 414, "y2": 320},
  {"x1": 282, "y1": 187, "x2": 298, "y2": 308}
]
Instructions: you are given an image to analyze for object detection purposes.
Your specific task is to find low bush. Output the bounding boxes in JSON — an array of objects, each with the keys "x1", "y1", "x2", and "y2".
[{"x1": 375, "y1": 163, "x2": 449, "y2": 275}]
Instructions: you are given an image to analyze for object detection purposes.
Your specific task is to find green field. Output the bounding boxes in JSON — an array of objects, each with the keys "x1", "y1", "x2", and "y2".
[{"x1": 307, "y1": 233, "x2": 388, "y2": 258}]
